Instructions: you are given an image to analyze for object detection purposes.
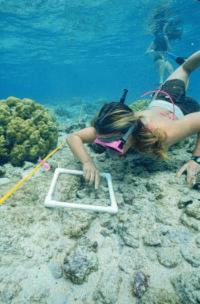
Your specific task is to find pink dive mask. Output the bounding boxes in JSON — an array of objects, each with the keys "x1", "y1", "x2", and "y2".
[
  {"x1": 94, "y1": 123, "x2": 138, "y2": 155},
  {"x1": 95, "y1": 137, "x2": 125, "y2": 155}
]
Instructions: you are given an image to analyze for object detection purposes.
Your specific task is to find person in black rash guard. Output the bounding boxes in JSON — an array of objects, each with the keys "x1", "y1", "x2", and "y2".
[{"x1": 146, "y1": 24, "x2": 174, "y2": 85}]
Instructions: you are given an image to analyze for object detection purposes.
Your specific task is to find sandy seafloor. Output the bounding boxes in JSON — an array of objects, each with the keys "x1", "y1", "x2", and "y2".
[{"x1": 0, "y1": 99, "x2": 200, "y2": 304}]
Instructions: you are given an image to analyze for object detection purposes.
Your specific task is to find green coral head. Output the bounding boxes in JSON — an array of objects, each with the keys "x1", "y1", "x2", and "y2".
[
  {"x1": 0, "y1": 96, "x2": 58, "y2": 166},
  {"x1": 129, "y1": 99, "x2": 151, "y2": 112}
]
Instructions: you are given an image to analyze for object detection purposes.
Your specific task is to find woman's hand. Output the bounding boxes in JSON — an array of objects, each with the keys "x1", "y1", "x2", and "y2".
[
  {"x1": 177, "y1": 160, "x2": 200, "y2": 188},
  {"x1": 83, "y1": 161, "x2": 100, "y2": 189}
]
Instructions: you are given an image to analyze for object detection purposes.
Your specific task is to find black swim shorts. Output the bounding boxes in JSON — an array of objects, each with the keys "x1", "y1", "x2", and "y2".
[{"x1": 155, "y1": 79, "x2": 200, "y2": 115}]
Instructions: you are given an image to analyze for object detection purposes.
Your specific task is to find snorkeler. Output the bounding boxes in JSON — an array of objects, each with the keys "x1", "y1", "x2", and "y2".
[
  {"x1": 146, "y1": 22, "x2": 174, "y2": 84},
  {"x1": 146, "y1": 6, "x2": 183, "y2": 84},
  {"x1": 67, "y1": 50, "x2": 200, "y2": 189}
]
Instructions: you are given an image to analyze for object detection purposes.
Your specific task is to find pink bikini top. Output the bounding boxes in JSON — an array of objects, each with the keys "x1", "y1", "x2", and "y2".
[{"x1": 141, "y1": 89, "x2": 184, "y2": 120}]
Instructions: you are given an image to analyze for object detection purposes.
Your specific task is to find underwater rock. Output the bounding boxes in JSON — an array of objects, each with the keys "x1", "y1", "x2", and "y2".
[
  {"x1": 161, "y1": 227, "x2": 192, "y2": 247},
  {"x1": 25, "y1": 247, "x2": 34, "y2": 258},
  {"x1": 51, "y1": 171, "x2": 81, "y2": 202},
  {"x1": 48, "y1": 293, "x2": 69, "y2": 304},
  {"x1": 171, "y1": 271, "x2": 200, "y2": 304},
  {"x1": 145, "y1": 181, "x2": 162, "y2": 193},
  {"x1": 177, "y1": 196, "x2": 193, "y2": 209},
  {"x1": 119, "y1": 249, "x2": 147, "y2": 274},
  {"x1": 23, "y1": 161, "x2": 34, "y2": 170},
  {"x1": 65, "y1": 122, "x2": 86, "y2": 133},
  {"x1": 28, "y1": 287, "x2": 50, "y2": 304},
  {"x1": 155, "y1": 207, "x2": 175, "y2": 226},
  {"x1": 143, "y1": 229, "x2": 162, "y2": 246},
  {"x1": 132, "y1": 271, "x2": 149, "y2": 298},
  {"x1": 119, "y1": 226, "x2": 140, "y2": 248},
  {"x1": 48, "y1": 259, "x2": 63, "y2": 279},
  {"x1": 63, "y1": 238, "x2": 98, "y2": 284},
  {"x1": 55, "y1": 105, "x2": 71, "y2": 118},
  {"x1": 180, "y1": 212, "x2": 200, "y2": 231},
  {"x1": 140, "y1": 288, "x2": 181, "y2": 304},
  {"x1": 157, "y1": 247, "x2": 181, "y2": 268},
  {"x1": 62, "y1": 212, "x2": 96, "y2": 238},
  {"x1": 0, "y1": 281, "x2": 22, "y2": 303},
  {"x1": 0, "y1": 165, "x2": 5, "y2": 177},
  {"x1": 100, "y1": 218, "x2": 119, "y2": 237},
  {"x1": 195, "y1": 235, "x2": 200, "y2": 248},
  {"x1": 0, "y1": 177, "x2": 10, "y2": 186},
  {"x1": 93, "y1": 268, "x2": 121, "y2": 304},
  {"x1": 181, "y1": 246, "x2": 200, "y2": 267},
  {"x1": 122, "y1": 192, "x2": 135, "y2": 205},
  {"x1": 185, "y1": 200, "x2": 200, "y2": 220}
]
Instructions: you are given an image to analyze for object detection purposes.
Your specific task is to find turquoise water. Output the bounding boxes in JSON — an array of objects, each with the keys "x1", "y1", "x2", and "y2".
[{"x1": 0, "y1": 0, "x2": 200, "y2": 104}]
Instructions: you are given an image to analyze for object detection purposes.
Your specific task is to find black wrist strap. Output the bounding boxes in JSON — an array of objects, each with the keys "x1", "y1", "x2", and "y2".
[{"x1": 191, "y1": 156, "x2": 200, "y2": 164}]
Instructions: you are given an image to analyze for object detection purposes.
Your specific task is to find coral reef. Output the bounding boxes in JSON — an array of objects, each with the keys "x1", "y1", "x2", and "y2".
[
  {"x1": 0, "y1": 103, "x2": 200, "y2": 303},
  {"x1": 129, "y1": 99, "x2": 150, "y2": 112},
  {"x1": 63, "y1": 237, "x2": 98, "y2": 284},
  {"x1": 0, "y1": 96, "x2": 58, "y2": 166}
]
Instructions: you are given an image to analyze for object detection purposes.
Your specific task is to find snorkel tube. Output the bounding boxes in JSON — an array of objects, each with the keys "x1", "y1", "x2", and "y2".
[{"x1": 120, "y1": 89, "x2": 128, "y2": 104}]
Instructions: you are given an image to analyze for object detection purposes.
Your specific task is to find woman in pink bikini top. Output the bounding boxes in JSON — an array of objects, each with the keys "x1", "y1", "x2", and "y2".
[{"x1": 67, "y1": 51, "x2": 200, "y2": 189}]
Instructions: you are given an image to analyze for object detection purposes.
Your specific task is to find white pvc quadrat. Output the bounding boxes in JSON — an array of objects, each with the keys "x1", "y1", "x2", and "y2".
[{"x1": 44, "y1": 168, "x2": 118, "y2": 214}]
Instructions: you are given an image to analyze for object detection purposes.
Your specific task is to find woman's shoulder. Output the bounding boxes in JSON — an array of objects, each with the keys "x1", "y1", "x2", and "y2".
[
  {"x1": 73, "y1": 126, "x2": 96, "y2": 136},
  {"x1": 71, "y1": 127, "x2": 97, "y2": 143}
]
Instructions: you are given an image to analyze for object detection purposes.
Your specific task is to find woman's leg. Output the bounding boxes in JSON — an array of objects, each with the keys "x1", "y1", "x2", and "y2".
[
  {"x1": 166, "y1": 50, "x2": 200, "y2": 89},
  {"x1": 165, "y1": 60, "x2": 174, "y2": 77},
  {"x1": 154, "y1": 58, "x2": 165, "y2": 84}
]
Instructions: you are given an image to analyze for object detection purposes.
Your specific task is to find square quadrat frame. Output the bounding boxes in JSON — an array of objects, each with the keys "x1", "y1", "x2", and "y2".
[{"x1": 44, "y1": 168, "x2": 118, "y2": 214}]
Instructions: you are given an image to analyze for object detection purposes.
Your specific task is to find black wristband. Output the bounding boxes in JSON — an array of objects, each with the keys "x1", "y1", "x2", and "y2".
[{"x1": 191, "y1": 156, "x2": 200, "y2": 164}]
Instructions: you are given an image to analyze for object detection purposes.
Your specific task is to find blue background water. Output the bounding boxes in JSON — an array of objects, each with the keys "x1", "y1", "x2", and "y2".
[{"x1": 0, "y1": 0, "x2": 200, "y2": 105}]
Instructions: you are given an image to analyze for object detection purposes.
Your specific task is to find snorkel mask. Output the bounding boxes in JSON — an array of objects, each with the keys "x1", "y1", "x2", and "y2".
[
  {"x1": 95, "y1": 124, "x2": 137, "y2": 155},
  {"x1": 94, "y1": 89, "x2": 138, "y2": 155}
]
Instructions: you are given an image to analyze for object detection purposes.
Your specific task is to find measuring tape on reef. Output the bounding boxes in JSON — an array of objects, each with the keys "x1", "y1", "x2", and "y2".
[{"x1": 0, "y1": 143, "x2": 65, "y2": 205}]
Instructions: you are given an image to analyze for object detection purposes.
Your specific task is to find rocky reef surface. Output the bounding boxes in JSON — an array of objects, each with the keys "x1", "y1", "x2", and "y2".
[{"x1": 0, "y1": 99, "x2": 200, "y2": 304}]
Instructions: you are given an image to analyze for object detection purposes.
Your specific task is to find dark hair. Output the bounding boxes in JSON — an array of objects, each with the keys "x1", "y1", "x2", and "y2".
[
  {"x1": 92, "y1": 102, "x2": 133, "y2": 134},
  {"x1": 91, "y1": 102, "x2": 168, "y2": 159}
]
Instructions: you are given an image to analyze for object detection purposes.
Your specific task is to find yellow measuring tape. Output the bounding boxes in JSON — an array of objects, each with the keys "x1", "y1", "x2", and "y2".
[{"x1": 0, "y1": 142, "x2": 65, "y2": 205}]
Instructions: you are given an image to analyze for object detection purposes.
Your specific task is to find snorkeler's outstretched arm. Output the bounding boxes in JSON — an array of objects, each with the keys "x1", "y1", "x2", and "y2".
[
  {"x1": 66, "y1": 127, "x2": 100, "y2": 189},
  {"x1": 177, "y1": 132, "x2": 200, "y2": 188},
  {"x1": 169, "y1": 112, "x2": 200, "y2": 187}
]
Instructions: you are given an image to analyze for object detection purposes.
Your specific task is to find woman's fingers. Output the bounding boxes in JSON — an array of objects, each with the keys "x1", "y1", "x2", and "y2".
[
  {"x1": 89, "y1": 170, "x2": 95, "y2": 185},
  {"x1": 84, "y1": 168, "x2": 91, "y2": 182},
  {"x1": 176, "y1": 163, "x2": 187, "y2": 178},
  {"x1": 187, "y1": 173, "x2": 196, "y2": 188},
  {"x1": 83, "y1": 162, "x2": 100, "y2": 188},
  {"x1": 177, "y1": 160, "x2": 200, "y2": 187}
]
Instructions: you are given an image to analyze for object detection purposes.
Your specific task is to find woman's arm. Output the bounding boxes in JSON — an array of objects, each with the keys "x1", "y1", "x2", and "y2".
[
  {"x1": 193, "y1": 132, "x2": 200, "y2": 156},
  {"x1": 67, "y1": 127, "x2": 97, "y2": 163},
  {"x1": 168, "y1": 112, "x2": 200, "y2": 187},
  {"x1": 67, "y1": 127, "x2": 100, "y2": 188},
  {"x1": 166, "y1": 112, "x2": 200, "y2": 146}
]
